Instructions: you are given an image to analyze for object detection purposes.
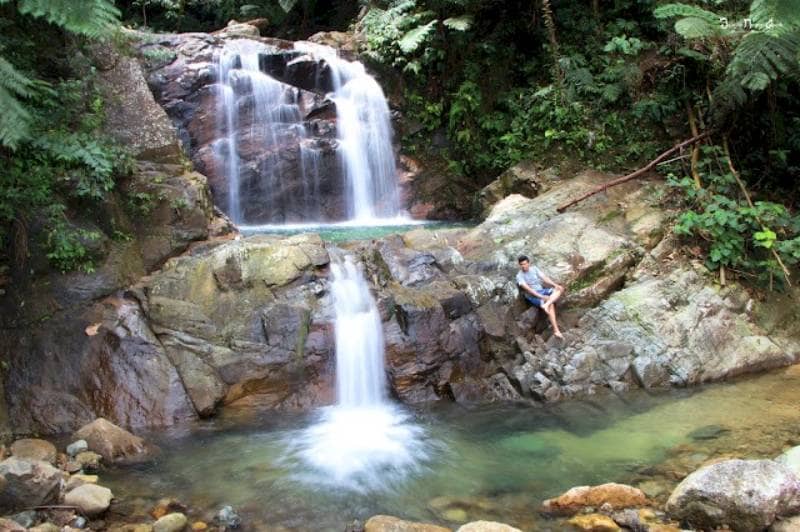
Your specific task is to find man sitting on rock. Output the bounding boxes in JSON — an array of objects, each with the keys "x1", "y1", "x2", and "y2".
[{"x1": 516, "y1": 255, "x2": 565, "y2": 339}]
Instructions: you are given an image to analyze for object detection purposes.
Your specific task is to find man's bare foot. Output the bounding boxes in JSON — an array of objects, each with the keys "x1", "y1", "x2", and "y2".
[
  {"x1": 554, "y1": 331, "x2": 564, "y2": 340},
  {"x1": 541, "y1": 301, "x2": 552, "y2": 312}
]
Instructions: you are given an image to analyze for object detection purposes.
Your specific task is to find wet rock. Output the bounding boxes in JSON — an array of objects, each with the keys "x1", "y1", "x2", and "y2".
[
  {"x1": 215, "y1": 505, "x2": 241, "y2": 528},
  {"x1": 190, "y1": 522, "x2": 208, "y2": 531},
  {"x1": 66, "y1": 474, "x2": 99, "y2": 491},
  {"x1": 477, "y1": 160, "x2": 543, "y2": 215},
  {"x1": 776, "y1": 445, "x2": 800, "y2": 477},
  {"x1": 666, "y1": 459, "x2": 800, "y2": 531},
  {"x1": 152, "y1": 498, "x2": 188, "y2": 519},
  {"x1": 770, "y1": 515, "x2": 800, "y2": 531},
  {"x1": 74, "y1": 451, "x2": 103, "y2": 471},
  {"x1": 74, "y1": 418, "x2": 157, "y2": 464},
  {"x1": 0, "y1": 457, "x2": 64, "y2": 512},
  {"x1": 153, "y1": 513, "x2": 188, "y2": 532},
  {"x1": 8, "y1": 510, "x2": 37, "y2": 528},
  {"x1": 66, "y1": 440, "x2": 88, "y2": 458},
  {"x1": 0, "y1": 518, "x2": 25, "y2": 531},
  {"x1": 541, "y1": 483, "x2": 649, "y2": 516},
  {"x1": 688, "y1": 424, "x2": 730, "y2": 441},
  {"x1": 63, "y1": 484, "x2": 113, "y2": 517},
  {"x1": 364, "y1": 515, "x2": 451, "y2": 532},
  {"x1": 456, "y1": 522, "x2": 522, "y2": 532},
  {"x1": 29, "y1": 523, "x2": 60, "y2": 532},
  {"x1": 9, "y1": 438, "x2": 57, "y2": 464},
  {"x1": 567, "y1": 513, "x2": 621, "y2": 531}
]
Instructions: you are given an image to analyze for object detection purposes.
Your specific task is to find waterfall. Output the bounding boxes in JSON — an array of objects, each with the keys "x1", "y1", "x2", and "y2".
[
  {"x1": 213, "y1": 39, "x2": 402, "y2": 226},
  {"x1": 296, "y1": 43, "x2": 401, "y2": 221},
  {"x1": 330, "y1": 258, "x2": 386, "y2": 406},
  {"x1": 289, "y1": 255, "x2": 428, "y2": 492}
]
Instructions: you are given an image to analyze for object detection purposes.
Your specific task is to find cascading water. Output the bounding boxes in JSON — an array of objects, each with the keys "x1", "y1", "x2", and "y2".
[
  {"x1": 213, "y1": 39, "x2": 403, "y2": 226},
  {"x1": 290, "y1": 255, "x2": 429, "y2": 492}
]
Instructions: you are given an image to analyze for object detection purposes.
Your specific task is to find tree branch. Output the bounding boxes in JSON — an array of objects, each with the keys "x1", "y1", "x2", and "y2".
[{"x1": 556, "y1": 131, "x2": 712, "y2": 213}]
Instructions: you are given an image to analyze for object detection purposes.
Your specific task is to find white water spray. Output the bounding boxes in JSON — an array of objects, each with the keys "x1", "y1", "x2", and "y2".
[{"x1": 291, "y1": 256, "x2": 428, "y2": 492}]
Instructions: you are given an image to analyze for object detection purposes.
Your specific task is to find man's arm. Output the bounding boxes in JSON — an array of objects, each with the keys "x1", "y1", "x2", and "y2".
[{"x1": 519, "y1": 280, "x2": 549, "y2": 299}]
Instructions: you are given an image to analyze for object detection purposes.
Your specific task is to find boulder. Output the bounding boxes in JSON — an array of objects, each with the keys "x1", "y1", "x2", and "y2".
[
  {"x1": 364, "y1": 515, "x2": 452, "y2": 532},
  {"x1": 153, "y1": 513, "x2": 188, "y2": 532},
  {"x1": 456, "y1": 522, "x2": 522, "y2": 532},
  {"x1": 74, "y1": 418, "x2": 157, "y2": 464},
  {"x1": 541, "y1": 483, "x2": 649, "y2": 516},
  {"x1": 567, "y1": 514, "x2": 621, "y2": 531},
  {"x1": 0, "y1": 457, "x2": 64, "y2": 513},
  {"x1": 63, "y1": 484, "x2": 113, "y2": 516},
  {"x1": 776, "y1": 446, "x2": 800, "y2": 477},
  {"x1": 477, "y1": 160, "x2": 544, "y2": 215},
  {"x1": 9, "y1": 439, "x2": 57, "y2": 464},
  {"x1": 666, "y1": 459, "x2": 800, "y2": 531}
]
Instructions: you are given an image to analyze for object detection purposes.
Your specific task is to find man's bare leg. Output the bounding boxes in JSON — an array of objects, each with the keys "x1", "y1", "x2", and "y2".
[
  {"x1": 544, "y1": 304, "x2": 564, "y2": 339},
  {"x1": 541, "y1": 286, "x2": 564, "y2": 312}
]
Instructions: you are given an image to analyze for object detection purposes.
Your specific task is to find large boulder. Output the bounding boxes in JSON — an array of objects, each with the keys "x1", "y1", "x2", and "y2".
[
  {"x1": 74, "y1": 418, "x2": 157, "y2": 464},
  {"x1": 541, "y1": 483, "x2": 649, "y2": 516},
  {"x1": 364, "y1": 515, "x2": 451, "y2": 532},
  {"x1": 0, "y1": 457, "x2": 64, "y2": 513},
  {"x1": 9, "y1": 439, "x2": 57, "y2": 464},
  {"x1": 665, "y1": 459, "x2": 800, "y2": 531},
  {"x1": 63, "y1": 484, "x2": 113, "y2": 516}
]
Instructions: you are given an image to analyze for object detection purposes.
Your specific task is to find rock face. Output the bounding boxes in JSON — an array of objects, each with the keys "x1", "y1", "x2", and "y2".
[
  {"x1": 74, "y1": 418, "x2": 157, "y2": 464},
  {"x1": 665, "y1": 459, "x2": 800, "y2": 531},
  {"x1": 541, "y1": 483, "x2": 649, "y2": 516},
  {"x1": 0, "y1": 457, "x2": 64, "y2": 513},
  {"x1": 139, "y1": 28, "x2": 373, "y2": 223}
]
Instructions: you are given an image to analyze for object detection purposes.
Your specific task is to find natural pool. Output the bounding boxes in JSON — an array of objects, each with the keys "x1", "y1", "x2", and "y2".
[
  {"x1": 103, "y1": 366, "x2": 800, "y2": 531},
  {"x1": 238, "y1": 219, "x2": 472, "y2": 242}
]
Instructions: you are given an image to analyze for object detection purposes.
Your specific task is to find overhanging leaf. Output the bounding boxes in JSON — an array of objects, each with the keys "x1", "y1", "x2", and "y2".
[
  {"x1": 443, "y1": 15, "x2": 473, "y2": 31},
  {"x1": 398, "y1": 20, "x2": 437, "y2": 53}
]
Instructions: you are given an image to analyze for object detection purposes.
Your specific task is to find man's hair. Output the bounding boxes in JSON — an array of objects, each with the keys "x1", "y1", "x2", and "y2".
[{"x1": 517, "y1": 255, "x2": 529, "y2": 263}]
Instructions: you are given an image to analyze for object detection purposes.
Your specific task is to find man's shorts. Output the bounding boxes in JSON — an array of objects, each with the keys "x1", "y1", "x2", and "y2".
[{"x1": 524, "y1": 288, "x2": 553, "y2": 308}]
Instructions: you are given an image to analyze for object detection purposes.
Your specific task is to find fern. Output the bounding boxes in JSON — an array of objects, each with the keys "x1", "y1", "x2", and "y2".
[
  {"x1": 277, "y1": 0, "x2": 298, "y2": 14},
  {"x1": 398, "y1": 19, "x2": 437, "y2": 53},
  {"x1": 2, "y1": 0, "x2": 120, "y2": 38},
  {"x1": 727, "y1": 30, "x2": 800, "y2": 90},
  {"x1": 653, "y1": 3, "x2": 722, "y2": 24},
  {"x1": 0, "y1": 57, "x2": 34, "y2": 149},
  {"x1": 443, "y1": 15, "x2": 473, "y2": 31}
]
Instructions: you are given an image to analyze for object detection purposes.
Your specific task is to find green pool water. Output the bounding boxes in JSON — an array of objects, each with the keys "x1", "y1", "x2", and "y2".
[
  {"x1": 104, "y1": 367, "x2": 800, "y2": 531},
  {"x1": 238, "y1": 220, "x2": 473, "y2": 242}
]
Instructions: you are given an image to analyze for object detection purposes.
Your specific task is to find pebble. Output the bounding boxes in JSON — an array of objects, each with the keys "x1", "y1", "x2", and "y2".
[
  {"x1": 72, "y1": 516, "x2": 88, "y2": 529},
  {"x1": 153, "y1": 512, "x2": 188, "y2": 532},
  {"x1": 215, "y1": 505, "x2": 241, "y2": 528},
  {"x1": 66, "y1": 440, "x2": 89, "y2": 457},
  {"x1": 74, "y1": 451, "x2": 103, "y2": 471}
]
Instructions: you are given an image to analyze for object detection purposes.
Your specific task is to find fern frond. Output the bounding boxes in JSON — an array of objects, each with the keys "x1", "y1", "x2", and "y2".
[
  {"x1": 674, "y1": 17, "x2": 723, "y2": 38},
  {"x1": 398, "y1": 20, "x2": 437, "y2": 53},
  {"x1": 11, "y1": 0, "x2": 120, "y2": 38},
  {"x1": 749, "y1": 0, "x2": 800, "y2": 28},
  {"x1": 277, "y1": 0, "x2": 298, "y2": 13},
  {"x1": 0, "y1": 57, "x2": 34, "y2": 98},
  {"x1": 653, "y1": 3, "x2": 722, "y2": 24},
  {"x1": 443, "y1": 15, "x2": 473, "y2": 31},
  {"x1": 0, "y1": 86, "x2": 31, "y2": 149},
  {"x1": 727, "y1": 29, "x2": 800, "y2": 88}
]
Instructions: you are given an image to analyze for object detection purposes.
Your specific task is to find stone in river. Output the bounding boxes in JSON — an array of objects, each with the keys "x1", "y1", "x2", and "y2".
[
  {"x1": 66, "y1": 440, "x2": 89, "y2": 458},
  {"x1": 215, "y1": 505, "x2": 241, "y2": 528},
  {"x1": 687, "y1": 424, "x2": 730, "y2": 441},
  {"x1": 74, "y1": 418, "x2": 157, "y2": 464},
  {"x1": 364, "y1": 515, "x2": 452, "y2": 532},
  {"x1": 153, "y1": 512, "x2": 188, "y2": 532},
  {"x1": 0, "y1": 457, "x2": 64, "y2": 512},
  {"x1": 456, "y1": 521, "x2": 523, "y2": 532},
  {"x1": 567, "y1": 514, "x2": 621, "y2": 531},
  {"x1": 541, "y1": 483, "x2": 649, "y2": 516},
  {"x1": 9, "y1": 438, "x2": 57, "y2": 464},
  {"x1": 63, "y1": 484, "x2": 113, "y2": 517},
  {"x1": 74, "y1": 451, "x2": 103, "y2": 471}
]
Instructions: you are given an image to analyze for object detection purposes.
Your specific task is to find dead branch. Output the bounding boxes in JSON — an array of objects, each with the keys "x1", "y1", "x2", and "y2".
[{"x1": 556, "y1": 131, "x2": 712, "y2": 213}]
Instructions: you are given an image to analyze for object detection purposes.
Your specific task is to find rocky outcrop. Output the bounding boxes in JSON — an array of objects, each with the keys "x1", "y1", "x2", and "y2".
[{"x1": 665, "y1": 459, "x2": 800, "y2": 531}]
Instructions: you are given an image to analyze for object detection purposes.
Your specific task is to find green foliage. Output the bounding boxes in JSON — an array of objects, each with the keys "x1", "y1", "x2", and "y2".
[
  {"x1": 3, "y1": 0, "x2": 120, "y2": 38},
  {"x1": 669, "y1": 146, "x2": 800, "y2": 286},
  {"x1": 45, "y1": 206, "x2": 102, "y2": 273}
]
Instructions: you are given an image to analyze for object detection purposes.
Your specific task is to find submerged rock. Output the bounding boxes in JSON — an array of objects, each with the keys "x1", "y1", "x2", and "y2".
[
  {"x1": 364, "y1": 515, "x2": 452, "y2": 532},
  {"x1": 567, "y1": 513, "x2": 621, "y2": 531},
  {"x1": 215, "y1": 505, "x2": 241, "y2": 528},
  {"x1": 153, "y1": 513, "x2": 188, "y2": 532},
  {"x1": 665, "y1": 458, "x2": 800, "y2": 531},
  {"x1": 541, "y1": 483, "x2": 649, "y2": 516},
  {"x1": 456, "y1": 522, "x2": 522, "y2": 532},
  {"x1": 74, "y1": 418, "x2": 157, "y2": 464}
]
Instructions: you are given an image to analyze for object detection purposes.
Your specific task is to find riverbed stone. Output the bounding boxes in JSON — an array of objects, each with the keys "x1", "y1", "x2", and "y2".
[
  {"x1": 364, "y1": 515, "x2": 452, "y2": 532},
  {"x1": 153, "y1": 513, "x2": 188, "y2": 532},
  {"x1": 215, "y1": 505, "x2": 241, "y2": 528},
  {"x1": 776, "y1": 446, "x2": 800, "y2": 477},
  {"x1": 74, "y1": 418, "x2": 156, "y2": 464},
  {"x1": 567, "y1": 514, "x2": 621, "y2": 531},
  {"x1": 456, "y1": 521, "x2": 522, "y2": 532},
  {"x1": 0, "y1": 518, "x2": 25, "y2": 531},
  {"x1": 666, "y1": 459, "x2": 800, "y2": 531},
  {"x1": 541, "y1": 483, "x2": 649, "y2": 516},
  {"x1": 74, "y1": 451, "x2": 103, "y2": 471},
  {"x1": 0, "y1": 457, "x2": 64, "y2": 512},
  {"x1": 29, "y1": 523, "x2": 60, "y2": 532},
  {"x1": 770, "y1": 515, "x2": 800, "y2": 531},
  {"x1": 9, "y1": 439, "x2": 57, "y2": 464},
  {"x1": 66, "y1": 474, "x2": 99, "y2": 491},
  {"x1": 66, "y1": 440, "x2": 89, "y2": 458},
  {"x1": 63, "y1": 484, "x2": 113, "y2": 517}
]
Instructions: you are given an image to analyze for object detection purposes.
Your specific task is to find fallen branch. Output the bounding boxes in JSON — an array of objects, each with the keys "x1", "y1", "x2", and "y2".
[{"x1": 556, "y1": 131, "x2": 712, "y2": 213}]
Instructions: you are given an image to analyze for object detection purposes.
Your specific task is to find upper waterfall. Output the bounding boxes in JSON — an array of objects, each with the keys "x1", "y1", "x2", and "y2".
[{"x1": 212, "y1": 39, "x2": 402, "y2": 226}]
